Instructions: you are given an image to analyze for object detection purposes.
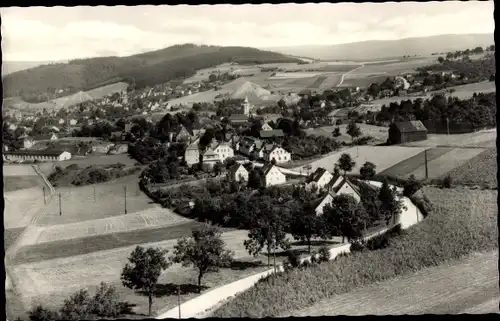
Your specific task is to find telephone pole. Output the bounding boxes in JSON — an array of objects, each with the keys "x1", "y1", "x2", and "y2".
[
  {"x1": 93, "y1": 185, "x2": 96, "y2": 202},
  {"x1": 59, "y1": 193, "x2": 62, "y2": 216},
  {"x1": 177, "y1": 285, "x2": 181, "y2": 319},
  {"x1": 424, "y1": 149, "x2": 429, "y2": 179},
  {"x1": 42, "y1": 186, "x2": 46, "y2": 205},
  {"x1": 124, "y1": 185, "x2": 128, "y2": 214}
]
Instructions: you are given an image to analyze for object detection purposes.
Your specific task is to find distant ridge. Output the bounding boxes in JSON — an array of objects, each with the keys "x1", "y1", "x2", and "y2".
[{"x1": 265, "y1": 33, "x2": 495, "y2": 60}]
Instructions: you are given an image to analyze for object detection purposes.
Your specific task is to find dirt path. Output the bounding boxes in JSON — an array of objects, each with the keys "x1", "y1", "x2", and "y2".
[
  {"x1": 337, "y1": 64, "x2": 365, "y2": 87},
  {"x1": 283, "y1": 251, "x2": 499, "y2": 316}
]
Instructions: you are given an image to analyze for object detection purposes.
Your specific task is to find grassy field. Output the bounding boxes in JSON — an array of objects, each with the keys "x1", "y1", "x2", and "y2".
[
  {"x1": 285, "y1": 251, "x2": 498, "y2": 316},
  {"x1": 447, "y1": 148, "x2": 497, "y2": 188},
  {"x1": 4, "y1": 175, "x2": 46, "y2": 192},
  {"x1": 4, "y1": 187, "x2": 46, "y2": 229},
  {"x1": 3, "y1": 164, "x2": 39, "y2": 176},
  {"x1": 305, "y1": 124, "x2": 388, "y2": 144},
  {"x1": 379, "y1": 147, "x2": 487, "y2": 180},
  {"x1": 293, "y1": 145, "x2": 428, "y2": 175},
  {"x1": 212, "y1": 187, "x2": 498, "y2": 317},
  {"x1": 5, "y1": 227, "x2": 27, "y2": 252},
  {"x1": 85, "y1": 82, "x2": 129, "y2": 99},
  {"x1": 340, "y1": 74, "x2": 389, "y2": 88},
  {"x1": 403, "y1": 129, "x2": 496, "y2": 148},
  {"x1": 37, "y1": 154, "x2": 138, "y2": 176}
]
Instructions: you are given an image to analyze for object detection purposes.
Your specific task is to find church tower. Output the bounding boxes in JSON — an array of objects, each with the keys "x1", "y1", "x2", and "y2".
[{"x1": 243, "y1": 96, "x2": 250, "y2": 115}]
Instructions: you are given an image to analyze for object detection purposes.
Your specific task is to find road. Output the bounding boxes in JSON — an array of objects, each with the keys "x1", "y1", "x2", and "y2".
[
  {"x1": 283, "y1": 251, "x2": 499, "y2": 316},
  {"x1": 337, "y1": 64, "x2": 365, "y2": 87}
]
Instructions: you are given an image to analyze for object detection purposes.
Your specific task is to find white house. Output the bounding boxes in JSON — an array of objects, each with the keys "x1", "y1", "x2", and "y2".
[
  {"x1": 261, "y1": 123, "x2": 273, "y2": 131},
  {"x1": 203, "y1": 141, "x2": 234, "y2": 165},
  {"x1": 306, "y1": 167, "x2": 334, "y2": 192},
  {"x1": 69, "y1": 119, "x2": 78, "y2": 126},
  {"x1": 261, "y1": 163, "x2": 286, "y2": 187},
  {"x1": 58, "y1": 118, "x2": 65, "y2": 125},
  {"x1": 314, "y1": 192, "x2": 335, "y2": 215},
  {"x1": 331, "y1": 177, "x2": 362, "y2": 203},
  {"x1": 227, "y1": 163, "x2": 249, "y2": 182},
  {"x1": 264, "y1": 145, "x2": 291, "y2": 164}
]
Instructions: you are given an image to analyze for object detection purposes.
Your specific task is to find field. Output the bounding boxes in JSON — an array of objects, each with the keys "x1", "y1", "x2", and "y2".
[
  {"x1": 403, "y1": 129, "x2": 496, "y2": 148},
  {"x1": 212, "y1": 187, "x2": 498, "y2": 317},
  {"x1": 4, "y1": 175, "x2": 45, "y2": 192},
  {"x1": 339, "y1": 74, "x2": 389, "y2": 88},
  {"x1": 447, "y1": 148, "x2": 497, "y2": 188},
  {"x1": 379, "y1": 147, "x2": 487, "y2": 180},
  {"x1": 292, "y1": 145, "x2": 429, "y2": 175},
  {"x1": 286, "y1": 251, "x2": 498, "y2": 316},
  {"x1": 305, "y1": 124, "x2": 388, "y2": 144}
]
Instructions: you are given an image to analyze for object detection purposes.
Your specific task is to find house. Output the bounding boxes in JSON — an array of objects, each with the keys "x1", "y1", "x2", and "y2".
[
  {"x1": 184, "y1": 141, "x2": 200, "y2": 166},
  {"x1": 111, "y1": 131, "x2": 127, "y2": 141},
  {"x1": 169, "y1": 125, "x2": 193, "y2": 143},
  {"x1": 58, "y1": 118, "x2": 65, "y2": 125},
  {"x1": 108, "y1": 144, "x2": 128, "y2": 154},
  {"x1": 264, "y1": 145, "x2": 291, "y2": 164},
  {"x1": 261, "y1": 123, "x2": 273, "y2": 131},
  {"x1": 4, "y1": 150, "x2": 72, "y2": 162},
  {"x1": 8, "y1": 123, "x2": 17, "y2": 131},
  {"x1": 228, "y1": 114, "x2": 250, "y2": 127},
  {"x1": 331, "y1": 177, "x2": 362, "y2": 203},
  {"x1": 202, "y1": 140, "x2": 234, "y2": 165},
  {"x1": 69, "y1": 119, "x2": 78, "y2": 126},
  {"x1": 306, "y1": 167, "x2": 334, "y2": 192},
  {"x1": 388, "y1": 121, "x2": 428, "y2": 144},
  {"x1": 259, "y1": 129, "x2": 285, "y2": 139},
  {"x1": 239, "y1": 136, "x2": 263, "y2": 156},
  {"x1": 261, "y1": 164, "x2": 286, "y2": 187},
  {"x1": 327, "y1": 108, "x2": 351, "y2": 124},
  {"x1": 227, "y1": 163, "x2": 249, "y2": 182},
  {"x1": 313, "y1": 192, "x2": 336, "y2": 215}
]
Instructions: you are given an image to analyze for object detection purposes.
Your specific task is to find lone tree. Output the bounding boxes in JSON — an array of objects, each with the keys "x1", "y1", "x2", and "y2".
[
  {"x1": 346, "y1": 120, "x2": 362, "y2": 144},
  {"x1": 244, "y1": 199, "x2": 290, "y2": 267},
  {"x1": 336, "y1": 153, "x2": 356, "y2": 176},
  {"x1": 171, "y1": 223, "x2": 234, "y2": 293},
  {"x1": 378, "y1": 178, "x2": 406, "y2": 226},
  {"x1": 438, "y1": 56, "x2": 445, "y2": 63},
  {"x1": 359, "y1": 161, "x2": 377, "y2": 180},
  {"x1": 332, "y1": 127, "x2": 341, "y2": 137},
  {"x1": 290, "y1": 196, "x2": 321, "y2": 253},
  {"x1": 322, "y1": 194, "x2": 369, "y2": 243},
  {"x1": 121, "y1": 246, "x2": 170, "y2": 316},
  {"x1": 29, "y1": 305, "x2": 59, "y2": 321}
]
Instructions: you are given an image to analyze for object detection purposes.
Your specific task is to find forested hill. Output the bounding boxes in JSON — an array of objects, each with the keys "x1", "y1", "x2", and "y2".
[{"x1": 2, "y1": 44, "x2": 301, "y2": 102}]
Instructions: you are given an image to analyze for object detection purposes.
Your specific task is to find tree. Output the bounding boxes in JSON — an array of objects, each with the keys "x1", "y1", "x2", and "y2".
[
  {"x1": 322, "y1": 194, "x2": 369, "y2": 243},
  {"x1": 359, "y1": 162, "x2": 376, "y2": 180},
  {"x1": 171, "y1": 223, "x2": 234, "y2": 292},
  {"x1": 289, "y1": 197, "x2": 321, "y2": 253},
  {"x1": 336, "y1": 153, "x2": 356, "y2": 176},
  {"x1": 367, "y1": 83, "x2": 381, "y2": 97},
  {"x1": 208, "y1": 74, "x2": 218, "y2": 82},
  {"x1": 121, "y1": 246, "x2": 170, "y2": 316},
  {"x1": 403, "y1": 174, "x2": 422, "y2": 197},
  {"x1": 213, "y1": 161, "x2": 223, "y2": 177},
  {"x1": 58, "y1": 289, "x2": 93, "y2": 320},
  {"x1": 91, "y1": 282, "x2": 124, "y2": 318},
  {"x1": 247, "y1": 168, "x2": 263, "y2": 189},
  {"x1": 378, "y1": 179, "x2": 405, "y2": 226},
  {"x1": 346, "y1": 120, "x2": 361, "y2": 144},
  {"x1": 29, "y1": 305, "x2": 59, "y2": 321},
  {"x1": 437, "y1": 56, "x2": 444, "y2": 63},
  {"x1": 332, "y1": 127, "x2": 341, "y2": 137},
  {"x1": 244, "y1": 200, "x2": 291, "y2": 267},
  {"x1": 489, "y1": 74, "x2": 495, "y2": 82}
]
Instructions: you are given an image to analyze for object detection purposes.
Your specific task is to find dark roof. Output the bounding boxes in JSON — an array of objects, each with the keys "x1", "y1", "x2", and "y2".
[
  {"x1": 332, "y1": 177, "x2": 361, "y2": 195},
  {"x1": 393, "y1": 120, "x2": 427, "y2": 133},
  {"x1": 261, "y1": 163, "x2": 275, "y2": 175},
  {"x1": 228, "y1": 163, "x2": 246, "y2": 177},
  {"x1": 259, "y1": 129, "x2": 285, "y2": 138},
  {"x1": 307, "y1": 167, "x2": 329, "y2": 183},
  {"x1": 5, "y1": 149, "x2": 68, "y2": 157},
  {"x1": 228, "y1": 114, "x2": 249, "y2": 121}
]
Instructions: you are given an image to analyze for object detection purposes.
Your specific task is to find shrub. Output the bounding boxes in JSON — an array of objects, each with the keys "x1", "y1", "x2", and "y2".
[
  {"x1": 410, "y1": 189, "x2": 433, "y2": 217},
  {"x1": 28, "y1": 305, "x2": 59, "y2": 321},
  {"x1": 309, "y1": 251, "x2": 318, "y2": 264},
  {"x1": 285, "y1": 250, "x2": 301, "y2": 268},
  {"x1": 442, "y1": 174, "x2": 453, "y2": 188},
  {"x1": 318, "y1": 246, "x2": 331, "y2": 263},
  {"x1": 213, "y1": 187, "x2": 497, "y2": 317},
  {"x1": 403, "y1": 174, "x2": 423, "y2": 197},
  {"x1": 349, "y1": 239, "x2": 367, "y2": 252}
]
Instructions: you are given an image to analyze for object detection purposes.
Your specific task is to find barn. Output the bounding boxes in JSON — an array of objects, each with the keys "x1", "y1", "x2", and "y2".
[
  {"x1": 4, "y1": 150, "x2": 72, "y2": 162},
  {"x1": 388, "y1": 121, "x2": 428, "y2": 144}
]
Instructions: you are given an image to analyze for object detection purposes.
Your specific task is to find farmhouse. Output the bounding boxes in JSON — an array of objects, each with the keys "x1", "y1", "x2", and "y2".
[
  {"x1": 313, "y1": 192, "x2": 335, "y2": 215},
  {"x1": 331, "y1": 177, "x2": 362, "y2": 203},
  {"x1": 306, "y1": 167, "x2": 335, "y2": 192},
  {"x1": 228, "y1": 114, "x2": 250, "y2": 127},
  {"x1": 259, "y1": 129, "x2": 285, "y2": 139},
  {"x1": 21, "y1": 137, "x2": 35, "y2": 149},
  {"x1": 261, "y1": 163, "x2": 286, "y2": 187},
  {"x1": 264, "y1": 145, "x2": 291, "y2": 164},
  {"x1": 239, "y1": 136, "x2": 264, "y2": 156},
  {"x1": 328, "y1": 108, "x2": 351, "y2": 124},
  {"x1": 202, "y1": 140, "x2": 234, "y2": 165},
  {"x1": 4, "y1": 150, "x2": 72, "y2": 162},
  {"x1": 261, "y1": 123, "x2": 273, "y2": 131},
  {"x1": 388, "y1": 120, "x2": 428, "y2": 144},
  {"x1": 169, "y1": 125, "x2": 194, "y2": 143},
  {"x1": 184, "y1": 141, "x2": 200, "y2": 166},
  {"x1": 227, "y1": 163, "x2": 249, "y2": 182}
]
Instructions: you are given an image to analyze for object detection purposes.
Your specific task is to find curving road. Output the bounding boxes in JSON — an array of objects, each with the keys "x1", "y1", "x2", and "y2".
[
  {"x1": 282, "y1": 251, "x2": 499, "y2": 316},
  {"x1": 336, "y1": 64, "x2": 365, "y2": 87}
]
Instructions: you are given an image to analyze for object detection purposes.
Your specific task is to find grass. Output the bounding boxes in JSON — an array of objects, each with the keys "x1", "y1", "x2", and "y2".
[
  {"x1": 3, "y1": 164, "x2": 39, "y2": 176},
  {"x1": 4, "y1": 175, "x2": 45, "y2": 192},
  {"x1": 404, "y1": 130, "x2": 497, "y2": 148},
  {"x1": 212, "y1": 186, "x2": 498, "y2": 317},
  {"x1": 293, "y1": 145, "x2": 428, "y2": 175},
  {"x1": 447, "y1": 148, "x2": 497, "y2": 188},
  {"x1": 379, "y1": 148, "x2": 454, "y2": 178},
  {"x1": 4, "y1": 188, "x2": 45, "y2": 229},
  {"x1": 285, "y1": 251, "x2": 498, "y2": 316},
  {"x1": 12, "y1": 221, "x2": 218, "y2": 265},
  {"x1": 5, "y1": 227, "x2": 26, "y2": 251}
]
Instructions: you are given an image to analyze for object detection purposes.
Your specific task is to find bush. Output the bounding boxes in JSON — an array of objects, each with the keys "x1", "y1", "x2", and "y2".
[
  {"x1": 28, "y1": 305, "x2": 59, "y2": 321},
  {"x1": 309, "y1": 251, "x2": 318, "y2": 264},
  {"x1": 318, "y1": 246, "x2": 331, "y2": 263},
  {"x1": 213, "y1": 187, "x2": 497, "y2": 317},
  {"x1": 410, "y1": 189, "x2": 433, "y2": 218},
  {"x1": 442, "y1": 174, "x2": 453, "y2": 188},
  {"x1": 349, "y1": 239, "x2": 367, "y2": 252},
  {"x1": 285, "y1": 250, "x2": 301, "y2": 268}
]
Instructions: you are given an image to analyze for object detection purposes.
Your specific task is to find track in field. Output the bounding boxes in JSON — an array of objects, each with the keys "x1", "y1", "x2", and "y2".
[{"x1": 12, "y1": 221, "x2": 236, "y2": 265}]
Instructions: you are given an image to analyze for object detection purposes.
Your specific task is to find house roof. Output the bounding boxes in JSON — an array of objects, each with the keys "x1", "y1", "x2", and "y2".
[
  {"x1": 259, "y1": 129, "x2": 285, "y2": 138},
  {"x1": 261, "y1": 163, "x2": 276, "y2": 176},
  {"x1": 186, "y1": 142, "x2": 199, "y2": 151},
  {"x1": 394, "y1": 120, "x2": 427, "y2": 133},
  {"x1": 5, "y1": 149, "x2": 69, "y2": 157},
  {"x1": 307, "y1": 167, "x2": 329, "y2": 183},
  {"x1": 332, "y1": 177, "x2": 361, "y2": 196},
  {"x1": 32, "y1": 134, "x2": 56, "y2": 141},
  {"x1": 228, "y1": 163, "x2": 246, "y2": 177},
  {"x1": 311, "y1": 192, "x2": 335, "y2": 210},
  {"x1": 228, "y1": 114, "x2": 249, "y2": 121}
]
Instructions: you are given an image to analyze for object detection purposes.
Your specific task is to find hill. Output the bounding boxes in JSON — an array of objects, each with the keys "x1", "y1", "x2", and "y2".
[
  {"x1": 267, "y1": 33, "x2": 494, "y2": 60},
  {"x1": 2, "y1": 44, "x2": 301, "y2": 103},
  {"x1": 230, "y1": 81, "x2": 272, "y2": 102},
  {"x1": 2, "y1": 60, "x2": 69, "y2": 76}
]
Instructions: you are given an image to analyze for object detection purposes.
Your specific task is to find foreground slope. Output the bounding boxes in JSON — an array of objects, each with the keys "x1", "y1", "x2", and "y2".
[
  {"x1": 3, "y1": 44, "x2": 301, "y2": 100},
  {"x1": 284, "y1": 251, "x2": 499, "y2": 316}
]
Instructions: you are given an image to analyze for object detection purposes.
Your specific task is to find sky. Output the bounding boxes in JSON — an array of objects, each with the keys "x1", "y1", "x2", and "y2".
[{"x1": 1, "y1": 2, "x2": 495, "y2": 62}]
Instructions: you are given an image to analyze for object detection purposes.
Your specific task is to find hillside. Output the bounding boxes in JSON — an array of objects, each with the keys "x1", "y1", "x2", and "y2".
[
  {"x1": 2, "y1": 44, "x2": 301, "y2": 102},
  {"x1": 230, "y1": 81, "x2": 272, "y2": 102},
  {"x1": 267, "y1": 33, "x2": 494, "y2": 60}
]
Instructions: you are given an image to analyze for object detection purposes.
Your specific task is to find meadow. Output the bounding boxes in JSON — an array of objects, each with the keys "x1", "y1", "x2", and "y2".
[
  {"x1": 293, "y1": 145, "x2": 428, "y2": 175},
  {"x1": 403, "y1": 129, "x2": 496, "y2": 148},
  {"x1": 305, "y1": 123, "x2": 389, "y2": 144},
  {"x1": 446, "y1": 148, "x2": 497, "y2": 188},
  {"x1": 379, "y1": 147, "x2": 486, "y2": 180},
  {"x1": 4, "y1": 175, "x2": 45, "y2": 192},
  {"x1": 212, "y1": 187, "x2": 498, "y2": 317}
]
